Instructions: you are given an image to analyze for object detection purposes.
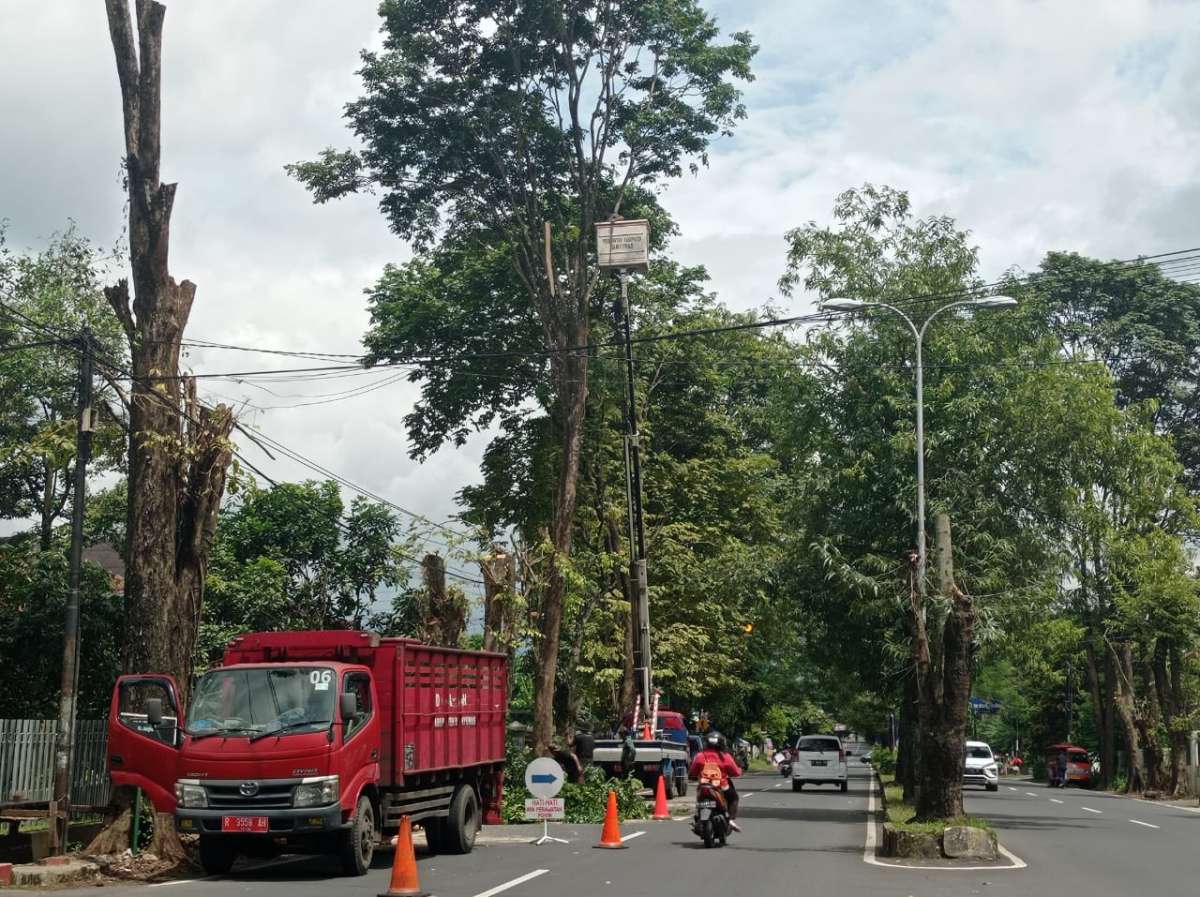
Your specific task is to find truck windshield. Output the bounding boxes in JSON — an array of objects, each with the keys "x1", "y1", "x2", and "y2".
[{"x1": 186, "y1": 667, "x2": 335, "y2": 738}]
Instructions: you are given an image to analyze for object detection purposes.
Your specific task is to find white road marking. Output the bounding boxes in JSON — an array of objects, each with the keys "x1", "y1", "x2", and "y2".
[
  {"x1": 620, "y1": 830, "x2": 647, "y2": 842},
  {"x1": 1025, "y1": 791, "x2": 1039, "y2": 797},
  {"x1": 1081, "y1": 807, "x2": 1102, "y2": 814},
  {"x1": 1133, "y1": 796, "x2": 1200, "y2": 815},
  {"x1": 1007, "y1": 787, "x2": 1018, "y2": 792},
  {"x1": 774, "y1": 782, "x2": 784, "y2": 788},
  {"x1": 1050, "y1": 798, "x2": 1064, "y2": 804},
  {"x1": 862, "y1": 772, "x2": 1025, "y2": 871},
  {"x1": 148, "y1": 856, "x2": 310, "y2": 887},
  {"x1": 471, "y1": 869, "x2": 549, "y2": 897},
  {"x1": 1129, "y1": 819, "x2": 1160, "y2": 829}
]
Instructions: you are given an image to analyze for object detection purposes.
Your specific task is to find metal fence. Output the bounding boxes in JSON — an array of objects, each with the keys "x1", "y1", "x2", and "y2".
[{"x1": 0, "y1": 719, "x2": 111, "y2": 808}]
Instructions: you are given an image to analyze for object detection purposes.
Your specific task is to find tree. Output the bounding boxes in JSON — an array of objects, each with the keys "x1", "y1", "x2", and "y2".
[
  {"x1": 0, "y1": 227, "x2": 126, "y2": 548},
  {"x1": 0, "y1": 535, "x2": 123, "y2": 719},
  {"x1": 200, "y1": 481, "x2": 414, "y2": 664},
  {"x1": 93, "y1": 0, "x2": 235, "y2": 860},
  {"x1": 290, "y1": 0, "x2": 755, "y2": 753},
  {"x1": 774, "y1": 185, "x2": 1112, "y2": 817}
]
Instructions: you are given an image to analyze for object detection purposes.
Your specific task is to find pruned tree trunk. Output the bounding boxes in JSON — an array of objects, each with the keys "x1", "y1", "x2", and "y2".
[
  {"x1": 419, "y1": 553, "x2": 466, "y2": 646},
  {"x1": 914, "y1": 513, "x2": 974, "y2": 822},
  {"x1": 481, "y1": 548, "x2": 514, "y2": 654},
  {"x1": 92, "y1": 0, "x2": 234, "y2": 861}
]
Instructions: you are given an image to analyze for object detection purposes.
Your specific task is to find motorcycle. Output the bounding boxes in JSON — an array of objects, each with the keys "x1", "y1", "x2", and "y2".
[{"x1": 692, "y1": 780, "x2": 730, "y2": 848}]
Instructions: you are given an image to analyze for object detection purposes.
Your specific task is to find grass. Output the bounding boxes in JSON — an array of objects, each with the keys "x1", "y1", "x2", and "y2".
[
  {"x1": 880, "y1": 776, "x2": 992, "y2": 834},
  {"x1": 747, "y1": 755, "x2": 777, "y2": 773}
]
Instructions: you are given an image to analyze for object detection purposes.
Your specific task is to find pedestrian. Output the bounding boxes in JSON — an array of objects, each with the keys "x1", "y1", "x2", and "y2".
[{"x1": 1055, "y1": 747, "x2": 1069, "y2": 787}]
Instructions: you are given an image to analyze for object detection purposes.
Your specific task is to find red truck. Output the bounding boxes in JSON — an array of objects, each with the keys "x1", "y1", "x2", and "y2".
[{"x1": 106, "y1": 631, "x2": 507, "y2": 876}]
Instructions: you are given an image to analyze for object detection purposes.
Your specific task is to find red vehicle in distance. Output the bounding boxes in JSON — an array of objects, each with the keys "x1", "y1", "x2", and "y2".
[
  {"x1": 1046, "y1": 743, "x2": 1095, "y2": 788},
  {"x1": 107, "y1": 631, "x2": 507, "y2": 877}
]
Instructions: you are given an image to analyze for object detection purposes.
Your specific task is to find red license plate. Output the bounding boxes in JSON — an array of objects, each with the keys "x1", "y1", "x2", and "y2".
[{"x1": 221, "y1": 816, "x2": 269, "y2": 833}]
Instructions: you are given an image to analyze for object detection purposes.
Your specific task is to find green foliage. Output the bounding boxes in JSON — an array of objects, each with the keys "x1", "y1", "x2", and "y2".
[
  {"x1": 501, "y1": 742, "x2": 647, "y2": 824},
  {"x1": 290, "y1": 0, "x2": 755, "y2": 248},
  {"x1": 872, "y1": 746, "x2": 897, "y2": 776},
  {"x1": 198, "y1": 480, "x2": 416, "y2": 666},
  {"x1": 0, "y1": 226, "x2": 127, "y2": 539},
  {"x1": 0, "y1": 535, "x2": 123, "y2": 717}
]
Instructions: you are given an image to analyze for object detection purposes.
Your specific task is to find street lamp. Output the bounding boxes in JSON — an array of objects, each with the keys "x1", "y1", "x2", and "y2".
[{"x1": 818, "y1": 294, "x2": 1017, "y2": 598}]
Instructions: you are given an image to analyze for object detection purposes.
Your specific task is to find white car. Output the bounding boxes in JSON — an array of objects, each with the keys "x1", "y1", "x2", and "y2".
[
  {"x1": 791, "y1": 735, "x2": 848, "y2": 792},
  {"x1": 964, "y1": 740, "x2": 1000, "y2": 791}
]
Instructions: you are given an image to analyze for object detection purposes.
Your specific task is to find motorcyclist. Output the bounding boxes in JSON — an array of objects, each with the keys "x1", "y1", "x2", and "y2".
[{"x1": 689, "y1": 732, "x2": 744, "y2": 831}]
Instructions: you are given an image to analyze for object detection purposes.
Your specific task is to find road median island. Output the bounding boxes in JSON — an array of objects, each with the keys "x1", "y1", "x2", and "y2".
[{"x1": 872, "y1": 774, "x2": 1014, "y2": 867}]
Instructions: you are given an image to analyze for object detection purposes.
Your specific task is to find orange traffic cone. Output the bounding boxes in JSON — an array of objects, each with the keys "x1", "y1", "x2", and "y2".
[
  {"x1": 378, "y1": 816, "x2": 428, "y2": 897},
  {"x1": 652, "y1": 773, "x2": 671, "y2": 820},
  {"x1": 595, "y1": 790, "x2": 628, "y2": 849}
]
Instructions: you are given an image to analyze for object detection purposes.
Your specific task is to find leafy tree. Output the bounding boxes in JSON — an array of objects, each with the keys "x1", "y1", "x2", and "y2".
[
  {"x1": 0, "y1": 226, "x2": 126, "y2": 547},
  {"x1": 291, "y1": 0, "x2": 756, "y2": 753},
  {"x1": 0, "y1": 534, "x2": 123, "y2": 718},
  {"x1": 201, "y1": 480, "x2": 414, "y2": 663},
  {"x1": 1023, "y1": 252, "x2": 1200, "y2": 487},
  {"x1": 773, "y1": 185, "x2": 1125, "y2": 818}
]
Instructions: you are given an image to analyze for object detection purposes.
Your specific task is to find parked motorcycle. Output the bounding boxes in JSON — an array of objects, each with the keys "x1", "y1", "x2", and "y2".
[{"x1": 692, "y1": 780, "x2": 731, "y2": 848}]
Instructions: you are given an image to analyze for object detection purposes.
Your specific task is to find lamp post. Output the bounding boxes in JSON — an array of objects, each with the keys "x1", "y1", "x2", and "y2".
[{"x1": 818, "y1": 295, "x2": 1017, "y2": 598}]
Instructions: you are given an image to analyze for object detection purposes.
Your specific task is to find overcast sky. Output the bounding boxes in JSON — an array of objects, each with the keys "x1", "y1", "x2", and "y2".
[{"x1": 3, "y1": 1, "x2": 1198, "y2": 574}]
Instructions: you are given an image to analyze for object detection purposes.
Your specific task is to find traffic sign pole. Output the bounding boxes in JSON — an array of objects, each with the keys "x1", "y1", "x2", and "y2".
[{"x1": 525, "y1": 758, "x2": 569, "y2": 845}]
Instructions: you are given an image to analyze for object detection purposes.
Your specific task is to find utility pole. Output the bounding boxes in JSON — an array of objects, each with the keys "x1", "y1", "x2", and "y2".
[
  {"x1": 617, "y1": 270, "x2": 652, "y2": 719},
  {"x1": 51, "y1": 328, "x2": 94, "y2": 854}
]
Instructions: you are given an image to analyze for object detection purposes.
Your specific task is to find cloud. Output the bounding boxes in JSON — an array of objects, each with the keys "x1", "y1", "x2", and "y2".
[
  {"x1": 666, "y1": 0, "x2": 1200, "y2": 308},
  {"x1": 3, "y1": 0, "x2": 1198, "y2": 570}
]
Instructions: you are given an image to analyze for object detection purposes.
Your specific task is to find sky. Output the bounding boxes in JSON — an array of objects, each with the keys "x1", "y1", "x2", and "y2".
[{"x1": 2, "y1": 0, "x2": 1198, "y2": 573}]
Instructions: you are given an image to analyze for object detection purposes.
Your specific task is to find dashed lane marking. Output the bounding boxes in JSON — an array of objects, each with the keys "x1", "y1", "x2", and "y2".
[
  {"x1": 1129, "y1": 819, "x2": 1160, "y2": 829},
  {"x1": 1025, "y1": 792, "x2": 1039, "y2": 797},
  {"x1": 471, "y1": 869, "x2": 550, "y2": 897},
  {"x1": 1050, "y1": 798, "x2": 1064, "y2": 804},
  {"x1": 620, "y1": 830, "x2": 647, "y2": 842},
  {"x1": 1081, "y1": 807, "x2": 1102, "y2": 814}
]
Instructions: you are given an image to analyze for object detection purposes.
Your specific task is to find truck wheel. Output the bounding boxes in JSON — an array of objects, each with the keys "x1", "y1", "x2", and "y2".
[
  {"x1": 840, "y1": 780, "x2": 848, "y2": 793},
  {"x1": 674, "y1": 768, "x2": 688, "y2": 797},
  {"x1": 422, "y1": 817, "x2": 447, "y2": 854},
  {"x1": 338, "y1": 795, "x2": 376, "y2": 876},
  {"x1": 444, "y1": 786, "x2": 480, "y2": 855},
  {"x1": 792, "y1": 781, "x2": 802, "y2": 792},
  {"x1": 198, "y1": 836, "x2": 237, "y2": 876}
]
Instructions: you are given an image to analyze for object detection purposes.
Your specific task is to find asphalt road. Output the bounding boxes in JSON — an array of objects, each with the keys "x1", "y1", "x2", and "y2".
[{"x1": 47, "y1": 769, "x2": 1200, "y2": 897}]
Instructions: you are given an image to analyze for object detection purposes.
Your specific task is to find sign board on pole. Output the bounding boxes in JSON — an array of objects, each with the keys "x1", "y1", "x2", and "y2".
[
  {"x1": 524, "y1": 797, "x2": 566, "y2": 820},
  {"x1": 524, "y1": 757, "x2": 565, "y2": 798},
  {"x1": 595, "y1": 219, "x2": 650, "y2": 272}
]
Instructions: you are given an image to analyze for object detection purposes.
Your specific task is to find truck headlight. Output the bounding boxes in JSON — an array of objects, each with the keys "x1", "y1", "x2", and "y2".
[
  {"x1": 293, "y1": 775, "x2": 339, "y2": 808},
  {"x1": 984, "y1": 764, "x2": 998, "y2": 779},
  {"x1": 174, "y1": 780, "x2": 207, "y2": 808}
]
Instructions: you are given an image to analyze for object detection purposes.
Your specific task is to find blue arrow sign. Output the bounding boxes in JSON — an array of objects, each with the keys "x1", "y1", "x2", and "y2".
[{"x1": 531, "y1": 773, "x2": 559, "y2": 784}]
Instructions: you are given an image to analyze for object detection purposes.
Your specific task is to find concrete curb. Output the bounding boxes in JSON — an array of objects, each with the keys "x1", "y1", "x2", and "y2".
[{"x1": 5, "y1": 859, "x2": 100, "y2": 887}]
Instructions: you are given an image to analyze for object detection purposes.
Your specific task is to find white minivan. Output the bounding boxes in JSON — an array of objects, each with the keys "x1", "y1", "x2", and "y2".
[{"x1": 791, "y1": 735, "x2": 848, "y2": 792}]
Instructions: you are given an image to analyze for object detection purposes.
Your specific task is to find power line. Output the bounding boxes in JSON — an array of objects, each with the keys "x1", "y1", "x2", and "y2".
[{"x1": 0, "y1": 337, "x2": 72, "y2": 353}]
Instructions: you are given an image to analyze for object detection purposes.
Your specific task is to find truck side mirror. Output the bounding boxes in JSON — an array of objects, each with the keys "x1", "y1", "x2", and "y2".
[
  {"x1": 145, "y1": 698, "x2": 164, "y2": 727},
  {"x1": 340, "y1": 692, "x2": 358, "y2": 721}
]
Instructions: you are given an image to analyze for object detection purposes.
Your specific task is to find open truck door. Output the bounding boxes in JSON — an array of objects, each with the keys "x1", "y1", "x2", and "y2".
[{"x1": 108, "y1": 675, "x2": 183, "y2": 812}]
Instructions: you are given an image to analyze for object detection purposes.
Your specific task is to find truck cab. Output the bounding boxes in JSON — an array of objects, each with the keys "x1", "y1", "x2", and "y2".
[{"x1": 109, "y1": 631, "x2": 507, "y2": 877}]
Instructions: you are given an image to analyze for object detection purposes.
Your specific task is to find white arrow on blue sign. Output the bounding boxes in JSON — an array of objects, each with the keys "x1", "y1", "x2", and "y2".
[{"x1": 525, "y1": 757, "x2": 565, "y2": 798}]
